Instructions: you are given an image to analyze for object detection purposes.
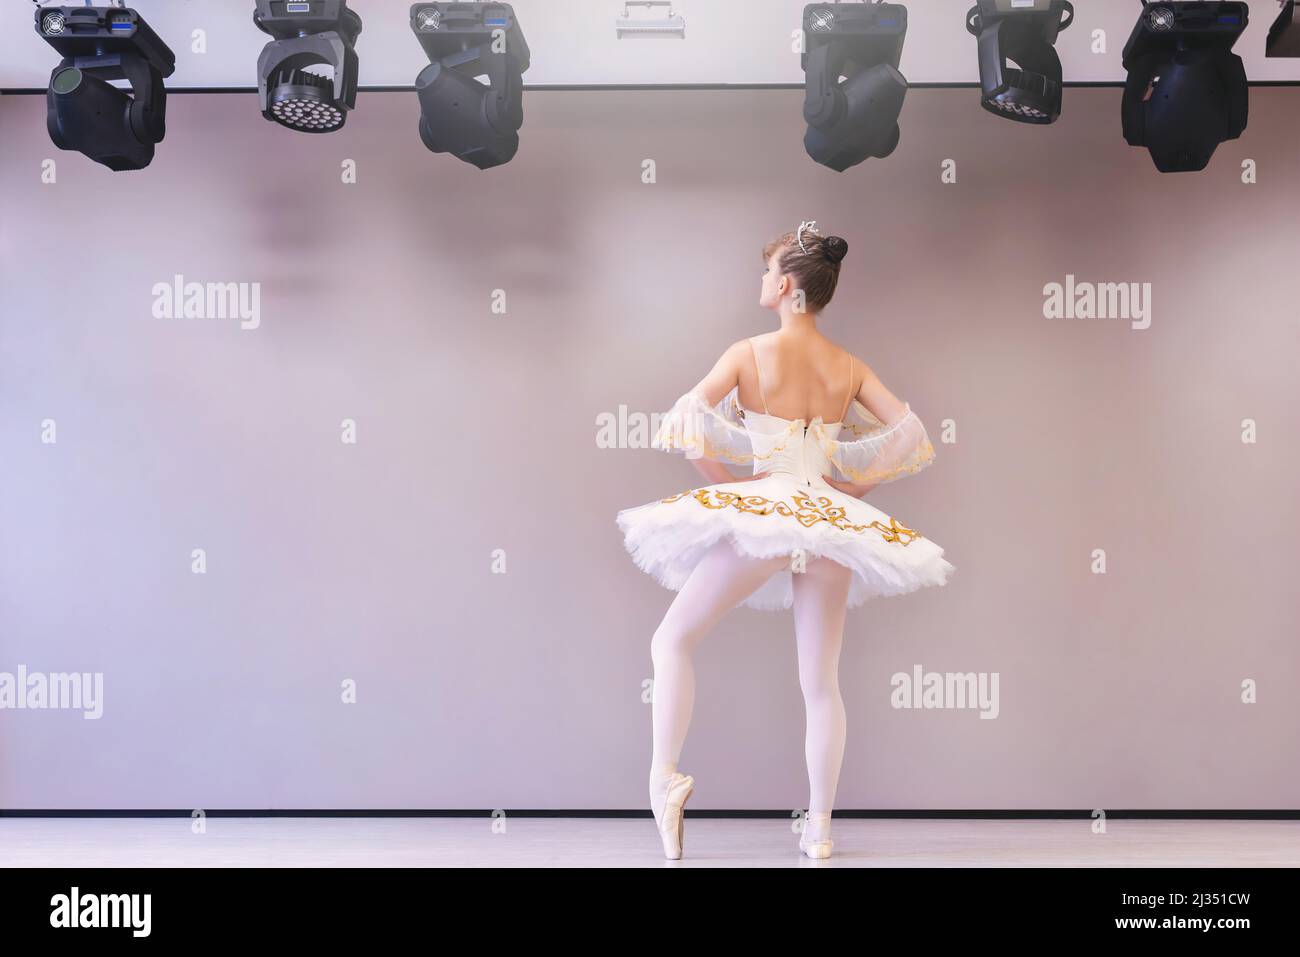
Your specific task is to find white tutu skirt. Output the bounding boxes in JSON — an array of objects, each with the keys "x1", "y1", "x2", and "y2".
[{"x1": 616, "y1": 473, "x2": 954, "y2": 612}]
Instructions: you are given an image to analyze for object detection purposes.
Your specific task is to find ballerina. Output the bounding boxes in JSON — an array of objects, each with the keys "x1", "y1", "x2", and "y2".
[{"x1": 617, "y1": 221, "x2": 954, "y2": 860}]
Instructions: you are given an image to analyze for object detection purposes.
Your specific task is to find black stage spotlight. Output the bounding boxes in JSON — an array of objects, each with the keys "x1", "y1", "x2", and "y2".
[
  {"x1": 35, "y1": 4, "x2": 175, "y2": 171},
  {"x1": 1266, "y1": 0, "x2": 1300, "y2": 57},
  {"x1": 965, "y1": 0, "x2": 1074, "y2": 123},
  {"x1": 1121, "y1": 1, "x2": 1248, "y2": 173},
  {"x1": 800, "y1": 2, "x2": 909, "y2": 171},
  {"x1": 410, "y1": 2, "x2": 530, "y2": 170},
  {"x1": 253, "y1": 0, "x2": 362, "y2": 133}
]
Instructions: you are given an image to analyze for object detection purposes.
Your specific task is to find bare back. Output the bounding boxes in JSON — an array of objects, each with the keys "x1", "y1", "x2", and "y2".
[
  {"x1": 688, "y1": 329, "x2": 909, "y2": 434},
  {"x1": 736, "y1": 332, "x2": 856, "y2": 423}
]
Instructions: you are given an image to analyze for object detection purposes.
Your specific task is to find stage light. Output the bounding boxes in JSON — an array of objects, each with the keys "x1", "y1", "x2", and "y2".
[
  {"x1": 410, "y1": 3, "x2": 531, "y2": 170},
  {"x1": 800, "y1": 2, "x2": 909, "y2": 171},
  {"x1": 254, "y1": 0, "x2": 363, "y2": 134},
  {"x1": 1121, "y1": 1, "x2": 1248, "y2": 172},
  {"x1": 1265, "y1": 0, "x2": 1299, "y2": 57},
  {"x1": 35, "y1": 4, "x2": 175, "y2": 171},
  {"x1": 964, "y1": 0, "x2": 1074, "y2": 124}
]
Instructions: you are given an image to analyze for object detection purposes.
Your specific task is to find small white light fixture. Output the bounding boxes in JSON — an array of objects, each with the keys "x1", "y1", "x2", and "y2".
[{"x1": 616, "y1": 1, "x2": 685, "y2": 39}]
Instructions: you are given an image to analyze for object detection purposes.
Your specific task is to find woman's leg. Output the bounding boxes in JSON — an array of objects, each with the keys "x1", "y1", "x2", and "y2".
[
  {"x1": 790, "y1": 556, "x2": 852, "y2": 842},
  {"x1": 649, "y1": 540, "x2": 788, "y2": 789}
]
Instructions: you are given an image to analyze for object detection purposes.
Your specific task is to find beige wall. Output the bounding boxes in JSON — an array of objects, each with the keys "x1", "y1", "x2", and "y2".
[{"x1": 0, "y1": 86, "x2": 1296, "y2": 809}]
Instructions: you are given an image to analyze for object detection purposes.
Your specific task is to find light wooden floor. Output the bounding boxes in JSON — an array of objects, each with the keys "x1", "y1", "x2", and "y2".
[{"x1": 2, "y1": 817, "x2": 1297, "y2": 867}]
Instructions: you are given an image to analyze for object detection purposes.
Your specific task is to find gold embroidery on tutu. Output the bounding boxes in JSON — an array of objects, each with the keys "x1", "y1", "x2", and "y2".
[{"x1": 658, "y1": 488, "x2": 921, "y2": 545}]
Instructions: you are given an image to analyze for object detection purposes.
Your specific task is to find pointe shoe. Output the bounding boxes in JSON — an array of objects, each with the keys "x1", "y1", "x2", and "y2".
[
  {"x1": 651, "y1": 772, "x2": 695, "y2": 860},
  {"x1": 799, "y1": 835, "x2": 833, "y2": 859},
  {"x1": 799, "y1": 813, "x2": 833, "y2": 860}
]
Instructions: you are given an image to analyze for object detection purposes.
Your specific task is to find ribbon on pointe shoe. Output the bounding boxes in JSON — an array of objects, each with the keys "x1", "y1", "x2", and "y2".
[{"x1": 801, "y1": 811, "x2": 833, "y2": 845}]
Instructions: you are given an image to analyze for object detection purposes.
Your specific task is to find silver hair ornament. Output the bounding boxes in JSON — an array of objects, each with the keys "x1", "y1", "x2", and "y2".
[{"x1": 797, "y1": 220, "x2": 821, "y2": 254}]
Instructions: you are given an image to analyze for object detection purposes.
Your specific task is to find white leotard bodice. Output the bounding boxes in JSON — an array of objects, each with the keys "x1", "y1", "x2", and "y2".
[{"x1": 739, "y1": 410, "x2": 844, "y2": 487}]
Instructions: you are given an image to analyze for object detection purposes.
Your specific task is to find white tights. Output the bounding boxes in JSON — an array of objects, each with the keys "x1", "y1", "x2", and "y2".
[{"x1": 649, "y1": 540, "x2": 851, "y2": 839}]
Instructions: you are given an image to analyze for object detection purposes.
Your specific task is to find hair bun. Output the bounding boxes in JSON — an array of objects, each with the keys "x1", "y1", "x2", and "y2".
[{"x1": 823, "y1": 236, "x2": 848, "y2": 265}]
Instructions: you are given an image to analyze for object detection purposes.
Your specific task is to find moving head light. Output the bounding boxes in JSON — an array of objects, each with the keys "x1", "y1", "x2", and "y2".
[
  {"x1": 801, "y1": 2, "x2": 909, "y2": 171},
  {"x1": 254, "y1": 0, "x2": 363, "y2": 133},
  {"x1": 1121, "y1": 1, "x2": 1248, "y2": 172},
  {"x1": 1267, "y1": 0, "x2": 1300, "y2": 57},
  {"x1": 410, "y1": 3, "x2": 531, "y2": 170},
  {"x1": 35, "y1": 4, "x2": 176, "y2": 171},
  {"x1": 965, "y1": 0, "x2": 1074, "y2": 124}
]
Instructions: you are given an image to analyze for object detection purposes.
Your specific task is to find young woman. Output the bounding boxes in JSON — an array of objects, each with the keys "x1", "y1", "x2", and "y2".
[{"x1": 616, "y1": 221, "x2": 954, "y2": 860}]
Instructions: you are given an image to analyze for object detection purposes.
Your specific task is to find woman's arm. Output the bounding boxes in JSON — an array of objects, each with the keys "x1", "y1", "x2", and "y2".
[
  {"x1": 684, "y1": 341, "x2": 760, "y2": 484},
  {"x1": 822, "y1": 359, "x2": 910, "y2": 497},
  {"x1": 854, "y1": 361, "x2": 909, "y2": 426}
]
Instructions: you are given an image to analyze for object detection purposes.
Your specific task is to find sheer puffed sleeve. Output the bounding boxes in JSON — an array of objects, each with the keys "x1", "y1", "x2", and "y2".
[
  {"x1": 820, "y1": 400, "x2": 936, "y2": 486},
  {"x1": 651, "y1": 387, "x2": 754, "y2": 465}
]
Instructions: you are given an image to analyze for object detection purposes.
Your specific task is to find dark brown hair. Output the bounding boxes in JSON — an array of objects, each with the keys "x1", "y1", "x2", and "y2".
[{"x1": 763, "y1": 229, "x2": 849, "y2": 313}]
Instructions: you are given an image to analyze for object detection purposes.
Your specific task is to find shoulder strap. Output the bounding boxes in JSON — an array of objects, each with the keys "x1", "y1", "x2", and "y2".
[
  {"x1": 747, "y1": 337, "x2": 770, "y2": 414},
  {"x1": 838, "y1": 354, "x2": 855, "y2": 422}
]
